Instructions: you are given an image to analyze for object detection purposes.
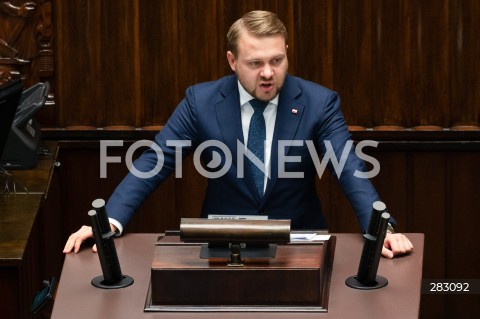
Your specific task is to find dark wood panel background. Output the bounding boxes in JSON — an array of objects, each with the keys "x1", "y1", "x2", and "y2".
[
  {"x1": 39, "y1": 0, "x2": 478, "y2": 129},
  {"x1": 2, "y1": 1, "x2": 480, "y2": 318},
  {"x1": 3, "y1": 0, "x2": 478, "y2": 129}
]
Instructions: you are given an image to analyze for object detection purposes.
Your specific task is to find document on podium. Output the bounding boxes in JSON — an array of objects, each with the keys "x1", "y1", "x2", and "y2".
[{"x1": 290, "y1": 233, "x2": 331, "y2": 242}]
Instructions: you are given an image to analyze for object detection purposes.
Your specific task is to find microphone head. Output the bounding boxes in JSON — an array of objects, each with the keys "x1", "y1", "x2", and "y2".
[
  {"x1": 373, "y1": 201, "x2": 387, "y2": 212},
  {"x1": 92, "y1": 198, "x2": 106, "y2": 209}
]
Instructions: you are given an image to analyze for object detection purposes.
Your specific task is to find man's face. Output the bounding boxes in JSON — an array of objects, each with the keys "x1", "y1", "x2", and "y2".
[{"x1": 227, "y1": 31, "x2": 288, "y2": 102}]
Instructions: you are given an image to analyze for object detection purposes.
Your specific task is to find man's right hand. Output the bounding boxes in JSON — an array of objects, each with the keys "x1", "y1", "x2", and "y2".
[{"x1": 63, "y1": 225, "x2": 96, "y2": 254}]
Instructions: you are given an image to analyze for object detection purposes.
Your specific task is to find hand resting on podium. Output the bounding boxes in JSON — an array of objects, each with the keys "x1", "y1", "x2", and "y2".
[
  {"x1": 63, "y1": 224, "x2": 413, "y2": 259},
  {"x1": 63, "y1": 224, "x2": 118, "y2": 254},
  {"x1": 382, "y1": 233, "x2": 413, "y2": 258}
]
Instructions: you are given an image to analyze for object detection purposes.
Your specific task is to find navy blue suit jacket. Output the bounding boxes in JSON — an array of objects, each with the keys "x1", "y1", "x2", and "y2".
[{"x1": 106, "y1": 74, "x2": 381, "y2": 231}]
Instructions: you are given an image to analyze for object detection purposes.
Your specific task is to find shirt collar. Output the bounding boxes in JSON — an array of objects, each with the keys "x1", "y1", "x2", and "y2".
[{"x1": 237, "y1": 81, "x2": 279, "y2": 107}]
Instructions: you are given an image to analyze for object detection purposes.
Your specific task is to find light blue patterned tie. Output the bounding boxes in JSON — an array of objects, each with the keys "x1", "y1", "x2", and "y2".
[{"x1": 247, "y1": 99, "x2": 268, "y2": 196}]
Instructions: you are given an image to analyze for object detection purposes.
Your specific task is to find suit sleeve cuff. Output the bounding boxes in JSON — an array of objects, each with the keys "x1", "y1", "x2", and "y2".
[{"x1": 108, "y1": 218, "x2": 124, "y2": 236}]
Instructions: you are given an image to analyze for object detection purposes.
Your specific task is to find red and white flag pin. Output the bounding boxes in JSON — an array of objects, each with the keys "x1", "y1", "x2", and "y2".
[{"x1": 291, "y1": 108, "x2": 298, "y2": 114}]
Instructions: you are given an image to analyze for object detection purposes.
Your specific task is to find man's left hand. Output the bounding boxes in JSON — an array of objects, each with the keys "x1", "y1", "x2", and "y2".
[{"x1": 382, "y1": 233, "x2": 414, "y2": 258}]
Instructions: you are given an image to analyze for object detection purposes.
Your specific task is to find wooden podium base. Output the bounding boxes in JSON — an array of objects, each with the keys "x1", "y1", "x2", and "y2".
[{"x1": 145, "y1": 235, "x2": 336, "y2": 312}]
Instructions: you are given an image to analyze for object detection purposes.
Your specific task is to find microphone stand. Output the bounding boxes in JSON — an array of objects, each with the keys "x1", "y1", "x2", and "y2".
[
  {"x1": 346, "y1": 201, "x2": 390, "y2": 289},
  {"x1": 89, "y1": 198, "x2": 134, "y2": 289}
]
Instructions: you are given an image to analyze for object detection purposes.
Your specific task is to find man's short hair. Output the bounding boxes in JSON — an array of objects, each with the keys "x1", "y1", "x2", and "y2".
[{"x1": 227, "y1": 10, "x2": 288, "y2": 56}]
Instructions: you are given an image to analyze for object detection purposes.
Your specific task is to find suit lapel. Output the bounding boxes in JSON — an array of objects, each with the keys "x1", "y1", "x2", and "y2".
[
  {"x1": 262, "y1": 76, "x2": 304, "y2": 203},
  {"x1": 215, "y1": 77, "x2": 243, "y2": 160}
]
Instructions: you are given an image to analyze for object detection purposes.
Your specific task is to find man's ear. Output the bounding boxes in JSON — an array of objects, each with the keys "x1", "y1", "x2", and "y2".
[{"x1": 226, "y1": 51, "x2": 236, "y2": 72}]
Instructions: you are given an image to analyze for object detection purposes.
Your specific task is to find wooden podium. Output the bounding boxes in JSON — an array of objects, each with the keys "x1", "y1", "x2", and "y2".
[
  {"x1": 51, "y1": 233, "x2": 424, "y2": 319},
  {"x1": 145, "y1": 234, "x2": 335, "y2": 311}
]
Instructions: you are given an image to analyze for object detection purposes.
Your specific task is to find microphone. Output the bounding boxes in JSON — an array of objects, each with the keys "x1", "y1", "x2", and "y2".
[
  {"x1": 346, "y1": 201, "x2": 390, "y2": 289},
  {"x1": 89, "y1": 198, "x2": 134, "y2": 289}
]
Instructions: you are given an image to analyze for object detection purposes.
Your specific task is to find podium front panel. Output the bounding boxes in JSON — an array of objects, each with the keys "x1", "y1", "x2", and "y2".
[{"x1": 145, "y1": 235, "x2": 336, "y2": 311}]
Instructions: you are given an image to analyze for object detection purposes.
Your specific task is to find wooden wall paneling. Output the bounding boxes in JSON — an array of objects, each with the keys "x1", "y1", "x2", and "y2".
[
  {"x1": 447, "y1": 152, "x2": 480, "y2": 272},
  {"x1": 0, "y1": 268, "x2": 18, "y2": 318},
  {"x1": 175, "y1": 0, "x2": 224, "y2": 86},
  {"x1": 217, "y1": 0, "x2": 289, "y2": 23},
  {"x1": 410, "y1": 152, "x2": 447, "y2": 318},
  {"x1": 449, "y1": 0, "x2": 480, "y2": 127},
  {"x1": 284, "y1": 0, "x2": 296, "y2": 76},
  {"x1": 56, "y1": 0, "x2": 139, "y2": 128},
  {"x1": 55, "y1": 0, "x2": 102, "y2": 127},
  {"x1": 372, "y1": 0, "x2": 412, "y2": 127},
  {"x1": 410, "y1": 152, "x2": 447, "y2": 274},
  {"x1": 41, "y1": 0, "x2": 480, "y2": 130},
  {"x1": 292, "y1": 0, "x2": 333, "y2": 88},
  {"x1": 97, "y1": 0, "x2": 139, "y2": 127},
  {"x1": 51, "y1": 0, "x2": 480, "y2": 130},
  {"x1": 215, "y1": 0, "x2": 239, "y2": 77},
  {"x1": 447, "y1": 294, "x2": 480, "y2": 319},
  {"x1": 445, "y1": 151, "x2": 480, "y2": 318},
  {"x1": 274, "y1": 0, "x2": 295, "y2": 77},
  {"x1": 139, "y1": 0, "x2": 180, "y2": 125},
  {"x1": 410, "y1": 0, "x2": 449, "y2": 128},
  {"x1": 333, "y1": 0, "x2": 373, "y2": 127}
]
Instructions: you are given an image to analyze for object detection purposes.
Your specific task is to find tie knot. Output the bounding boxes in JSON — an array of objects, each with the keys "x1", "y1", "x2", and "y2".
[{"x1": 250, "y1": 99, "x2": 269, "y2": 112}]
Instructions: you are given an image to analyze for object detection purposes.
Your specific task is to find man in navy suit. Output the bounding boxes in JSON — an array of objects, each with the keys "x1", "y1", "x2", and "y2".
[{"x1": 64, "y1": 11, "x2": 413, "y2": 258}]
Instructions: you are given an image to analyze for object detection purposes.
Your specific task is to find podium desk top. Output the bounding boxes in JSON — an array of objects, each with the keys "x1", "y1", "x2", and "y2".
[{"x1": 52, "y1": 233, "x2": 424, "y2": 319}]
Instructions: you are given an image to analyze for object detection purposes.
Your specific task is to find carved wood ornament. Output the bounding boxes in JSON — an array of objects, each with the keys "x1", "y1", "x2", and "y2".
[{"x1": 0, "y1": 0, "x2": 54, "y2": 105}]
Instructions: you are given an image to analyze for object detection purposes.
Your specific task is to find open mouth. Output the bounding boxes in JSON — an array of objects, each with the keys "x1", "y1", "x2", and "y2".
[{"x1": 260, "y1": 83, "x2": 274, "y2": 91}]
